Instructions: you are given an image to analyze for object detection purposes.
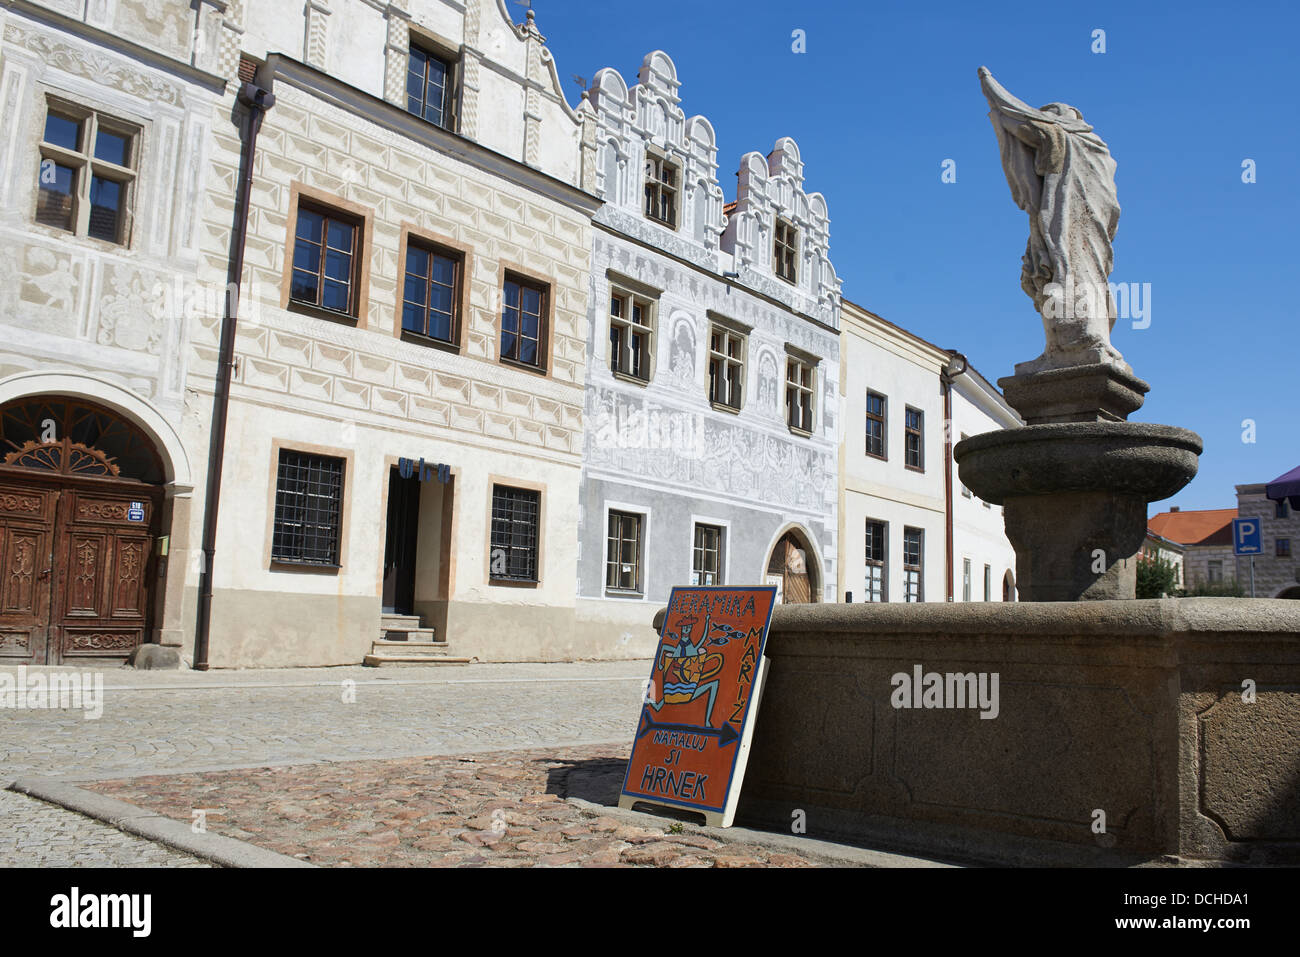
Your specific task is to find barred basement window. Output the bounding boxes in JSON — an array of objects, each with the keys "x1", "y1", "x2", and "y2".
[
  {"x1": 606, "y1": 511, "x2": 643, "y2": 593},
  {"x1": 490, "y1": 485, "x2": 539, "y2": 583},
  {"x1": 644, "y1": 152, "x2": 678, "y2": 228},
  {"x1": 786, "y1": 357, "x2": 815, "y2": 433},
  {"x1": 774, "y1": 218, "x2": 798, "y2": 284},
  {"x1": 865, "y1": 520, "x2": 887, "y2": 602},
  {"x1": 903, "y1": 527, "x2": 924, "y2": 602},
  {"x1": 272, "y1": 450, "x2": 345, "y2": 567},
  {"x1": 693, "y1": 523, "x2": 723, "y2": 586},
  {"x1": 865, "y1": 391, "x2": 887, "y2": 459},
  {"x1": 905, "y1": 406, "x2": 925, "y2": 471},
  {"x1": 35, "y1": 100, "x2": 138, "y2": 245},
  {"x1": 708, "y1": 325, "x2": 745, "y2": 410},
  {"x1": 610, "y1": 290, "x2": 653, "y2": 381}
]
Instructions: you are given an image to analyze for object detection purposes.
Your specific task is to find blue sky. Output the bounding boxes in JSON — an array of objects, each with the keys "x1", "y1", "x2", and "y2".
[{"x1": 527, "y1": 0, "x2": 1298, "y2": 512}]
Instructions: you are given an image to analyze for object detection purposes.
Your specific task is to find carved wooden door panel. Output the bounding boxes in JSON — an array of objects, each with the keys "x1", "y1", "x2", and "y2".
[
  {"x1": 49, "y1": 488, "x2": 157, "y2": 663},
  {"x1": 0, "y1": 481, "x2": 56, "y2": 665}
]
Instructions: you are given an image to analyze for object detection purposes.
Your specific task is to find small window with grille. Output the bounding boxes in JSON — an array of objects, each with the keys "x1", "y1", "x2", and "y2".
[
  {"x1": 489, "y1": 485, "x2": 540, "y2": 583},
  {"x1": 271, "y1": 449, "x2": 345, "y2": 567}
]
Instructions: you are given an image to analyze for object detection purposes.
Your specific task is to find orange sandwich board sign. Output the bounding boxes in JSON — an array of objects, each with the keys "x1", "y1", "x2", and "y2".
[{"x1": 619, "y1": 585, "x2": 777, "y2": 827}]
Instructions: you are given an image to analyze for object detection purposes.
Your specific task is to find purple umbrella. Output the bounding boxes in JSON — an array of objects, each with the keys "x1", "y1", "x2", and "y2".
[{"x1": 1265, "y1": 465, "x2": 1300, "y2": 509}]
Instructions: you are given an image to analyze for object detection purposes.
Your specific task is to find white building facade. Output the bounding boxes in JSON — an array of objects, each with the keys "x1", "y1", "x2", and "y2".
[
  {"x1": 184, "y1": 0, "x2": 601, "y2": 667},
  {"x1": 574, "y1": 52, "x2": 841, "y2": 650},
  {"x1": 0, "y1": 0, "x2": 226, "y2": 666},
  {"x1": 838, "y1": 301, "x2": 1019, "y2": 604}
]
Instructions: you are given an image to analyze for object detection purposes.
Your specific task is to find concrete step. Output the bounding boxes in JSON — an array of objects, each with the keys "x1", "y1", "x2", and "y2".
[
  {"x1": 362, "y1": 654, "x2": 472, "y2": 667},
  {"x1": 370, "y1": 639, "x2": 452, "y2": 656},
  {"x1": 380, "y1": 627, "x2": 437, "y2": 642},
  {"x1": 381, "y1": 614, "x2": 422, "y2": 630}
]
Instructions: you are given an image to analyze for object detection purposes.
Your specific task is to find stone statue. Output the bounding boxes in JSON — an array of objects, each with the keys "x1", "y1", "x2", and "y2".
[{"x1": 979, "y1": 67, "x2": 1126, "y2": 374}]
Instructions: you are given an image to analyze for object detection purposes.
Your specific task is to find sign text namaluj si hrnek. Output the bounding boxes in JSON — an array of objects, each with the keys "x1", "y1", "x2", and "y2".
[{"x1": 619, "y1": 586, "x2": 776, "y2": 827}]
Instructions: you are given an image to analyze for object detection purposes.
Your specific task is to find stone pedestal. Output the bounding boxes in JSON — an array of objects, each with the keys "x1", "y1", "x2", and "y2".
[
  {"x1": 956, "y1": 422, "x2": 1202, "y2": 601},
  {"x1": 955, "y1": 362, "x2": 1202, "y2": 601}
]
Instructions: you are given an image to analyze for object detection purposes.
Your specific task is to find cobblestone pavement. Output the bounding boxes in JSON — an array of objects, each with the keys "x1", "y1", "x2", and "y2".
[
  {"x1": 1, "y1": 661, "x2": 654, "y2": 866},
  {"x1": 1, "y1": 661, "x2": 649, "y2": 781},
  {"x1": 0, "y1": 790, "x2": 209, "y2": 868},
  {"x1": 87, "y1": 744, "x2": 838, "y2": 868}
]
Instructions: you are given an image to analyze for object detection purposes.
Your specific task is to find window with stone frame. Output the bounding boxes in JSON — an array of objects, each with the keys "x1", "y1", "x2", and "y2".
[
  {"x1": 693, "y1": 523, "x2": 723, "y2": 586},
  {"x1": 1207, "y1": 560, "x2": 1223, "y2": 583},
  {"x1": 774, "y1": 218, "x2": 798, "y2": 284},
  {"x1": 1277, "y1": 500, "x2": 1290, "y2": 519},
  {"x1": 1278, "y1": 538, "x2": 1292, "y2": 558},
  {"x1": 500, "y1": 274, "x2": 548, "y2": 370},
  {"x1": 407, "y1": 42, "x2": 457, "y2": 131},
  {"x1": 401, "y1": 240, "x2": 462, "y2": 346},
  {"x1": 785, "y1": 357, "x2": 815, "y2": 434},
  {"x1": 490, "y1": 485, "x2": 540, "y2": 583},
  {"x1": 903, "y1": 526, "x2": 924, "y2": 602},
  {"x1": 644, "y1": 151, "x2": 679, "y2": 228},
  {"x1": 272, "y1": 450, "x2": 345, "y2": 567},
  {"x1": 35, "y1": 100, "x2": 138, "y2": 246},
  {"x1": 984, "y1": 564, "x2": 992, "y2": 601},
  {"x1": 962, "y1": 557, "x2": 972, "y2": 602},
  {"x1": 609, "y1": 288, "x2": 654, "y2": 382},
  {"x1": 864, "y1": 519, "x2": 887, "y2": 602},
  {"x1": 905, "y1": 406, "x2": 925, "y2": 471},
  {"x1": 865, "y1": 391, "x2": 887, "y2": 459},
  {"x1": 708, "y1": 324, "x2": 746, "y2": 410},
  {"x1": 290, "y1": 203, "x2": 361, "y2": 316},
  {"x1": 606, "y1": 510, "x2": 644, "y2": 594}
]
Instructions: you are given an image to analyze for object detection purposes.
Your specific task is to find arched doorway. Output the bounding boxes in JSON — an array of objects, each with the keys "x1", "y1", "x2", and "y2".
[
  {"x1": 1002, "y1": 569, "x2": 1016, "y2": 602},
  {"x1": 0, "y1": 396, "x2": 165, "y2": 665},
  {"x1": 766, "y1": 528, "x2": 820, "y2": 604},
  {"x1": 1276, "y1": 586, "x2": 1300, "y2": 600}
]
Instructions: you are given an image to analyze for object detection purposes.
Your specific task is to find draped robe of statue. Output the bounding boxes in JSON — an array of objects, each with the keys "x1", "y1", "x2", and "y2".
[{"x1": 979, "y1": 67, "x2": 1126, "y2": 374}]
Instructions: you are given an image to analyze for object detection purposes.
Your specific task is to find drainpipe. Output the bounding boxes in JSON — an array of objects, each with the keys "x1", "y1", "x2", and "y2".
[
  {"x1": 941, "y1": 351, "x2": 968, "y2": 602},
  {"x1": 193, "y1": 79, "x2": 275, "y2": 671}
]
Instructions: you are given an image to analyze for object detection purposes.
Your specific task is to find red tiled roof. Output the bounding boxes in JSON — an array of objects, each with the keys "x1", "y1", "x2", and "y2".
[
  {"x1": 1148, "y1": 508, "x2": 1237, "y2": 546},
  {"x1": 723, "y1": 201, "x2": 737, "y2": 217}
]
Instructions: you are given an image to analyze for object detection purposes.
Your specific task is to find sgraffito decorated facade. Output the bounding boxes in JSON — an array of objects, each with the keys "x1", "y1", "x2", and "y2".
[{"x1": 574, "y1": 51, "x2": 841, "y2": 652}]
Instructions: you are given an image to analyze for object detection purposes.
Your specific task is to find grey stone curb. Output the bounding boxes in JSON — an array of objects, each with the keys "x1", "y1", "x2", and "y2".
[
  {"x1": 8, "y1": 778, "x2": 314, "y2": 869},
  {"x1": 564, "y1": 796, "x2": 959, "y2": 868}
]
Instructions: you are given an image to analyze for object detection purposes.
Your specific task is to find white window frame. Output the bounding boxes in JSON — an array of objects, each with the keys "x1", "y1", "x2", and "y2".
[
  {"x1": 35, "y1": 96, "x2": 139, "y2": 245},
  {"x1": 785, "y1": 355, "x2": 816, "y2": 435},
  {"x1": 707, "y1": 320, "x2": 747, "y2": 411},
  {"x1": 602, "y1": 501, "x2": 652, "y2": 599},
  {"x1": 609, "y1": 285, "x2": 656, "y2": 383}
]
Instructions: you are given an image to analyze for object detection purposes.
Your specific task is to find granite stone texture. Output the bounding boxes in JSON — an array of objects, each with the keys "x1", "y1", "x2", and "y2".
[{"x1": 734, "y1": 599, "x2": 1300, "y2": 865}]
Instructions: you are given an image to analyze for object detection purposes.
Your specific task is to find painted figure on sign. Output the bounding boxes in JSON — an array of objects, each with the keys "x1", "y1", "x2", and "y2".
[{"x1": 646, "y1": 612, "x2": 732, "y2": 726}]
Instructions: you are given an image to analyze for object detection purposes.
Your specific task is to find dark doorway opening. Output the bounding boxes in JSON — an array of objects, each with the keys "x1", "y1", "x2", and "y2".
[{"x1": 382, "y1": 467, "x2": 420, "y2": 615}]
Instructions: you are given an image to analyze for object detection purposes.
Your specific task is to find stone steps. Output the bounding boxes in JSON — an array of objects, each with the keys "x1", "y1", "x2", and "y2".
[{"x1": 366, "y1": 615, "x2": 469, "y2": 667}]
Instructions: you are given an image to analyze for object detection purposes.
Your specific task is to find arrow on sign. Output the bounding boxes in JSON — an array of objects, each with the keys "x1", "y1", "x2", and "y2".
[{"x1": 637, "y1": 710, "x2": 739, "y2": 747}]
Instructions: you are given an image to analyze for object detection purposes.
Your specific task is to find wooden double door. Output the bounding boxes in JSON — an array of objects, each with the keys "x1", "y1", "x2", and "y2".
[{"x1": 0, "y1": 474, "x2": 159, "y2": 665}]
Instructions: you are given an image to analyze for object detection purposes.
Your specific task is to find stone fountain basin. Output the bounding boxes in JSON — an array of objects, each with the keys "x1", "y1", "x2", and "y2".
[{"x1": 954, "y1": 422, "x2": 1203, "y2": 505}]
